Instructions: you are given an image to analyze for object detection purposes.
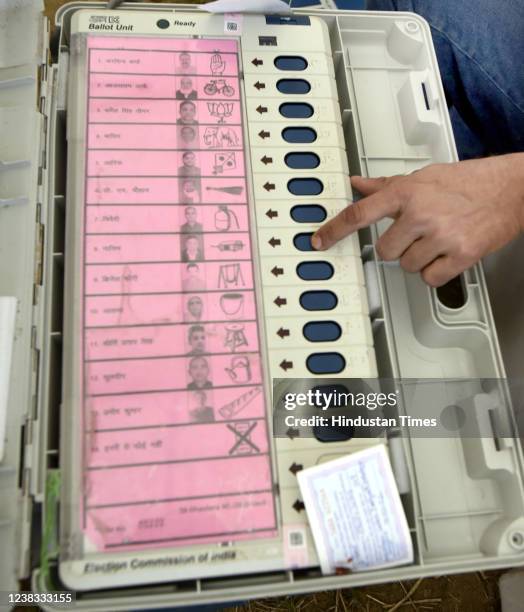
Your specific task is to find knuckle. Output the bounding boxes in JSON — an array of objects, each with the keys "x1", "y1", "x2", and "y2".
[
  {"x1": 375, "y1": 237, "x2": 395, "y2": 261},
  {"x1": 454, "y1": 242, "x2": 477, "y2": 265},
  {"x1": 393, "y1": 181, "x2": 421, "y2": 208},
  {"x1": 389, "y1": 179, "x2": 409, "y2": 199},
  {"x1": 431, "y1": 224, "x2": 448, "y2": 244},
  {"x1": 403, "y1": 210, "x2": 430, "y2": 236},
  {"x1": 400, "y1": 206, "x2": 417, "y2": 225},
  {"x1": 374, "y1": 238, "x2": 387, "y2": 260},
  {"x1": 406, "y1": 197, "x2": 437, "y2": 228},
  {"x1": 399, "y1": 253, "x2": 419, "y2": 273},
  {"x1": 420, "y1": 163, "x2": 441, "y2": 177},
  {"x1": 404, "y1": 204, "x2": 426, "y2": 226},
  {"x1": 382, "y1": 174, "x2": 402, "y2": 187},
  {"x1": 321, "y1": 223, "x2": 336, "y2": 245},
  {"x1": 374, "y1": 240, "x2": 385, "y2": 259},
  {"x1": 422, "y1": 266, "x2": 447, "y2": 288},
  {"x1": 406, "y1": 182, "x2": 426, "y2": 202},
  {"x1": 419, "y1": 163, "x2": 445, "y2": 182},
  {"x1": 343, "y1": 202, "x2": 365, "y2": 227}
]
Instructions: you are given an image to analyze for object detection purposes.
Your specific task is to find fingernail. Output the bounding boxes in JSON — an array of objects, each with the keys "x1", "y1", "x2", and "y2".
[{"x1": 311, "y1": 234, "x2": 322, "y2": 250}]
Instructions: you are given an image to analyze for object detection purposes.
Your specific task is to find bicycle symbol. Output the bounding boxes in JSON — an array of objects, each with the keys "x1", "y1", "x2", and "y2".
[{"x1": 204, "y1": 79, "x2": 235, "y2": 97}]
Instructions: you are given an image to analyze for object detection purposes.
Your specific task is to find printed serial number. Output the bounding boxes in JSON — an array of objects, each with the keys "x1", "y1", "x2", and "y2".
[
  {"x1": 138, "y1": 517, "x2": 165, "y2": 529},
  {"x1": 3, "y1": 592, "x2": 74, "y2": 606}
]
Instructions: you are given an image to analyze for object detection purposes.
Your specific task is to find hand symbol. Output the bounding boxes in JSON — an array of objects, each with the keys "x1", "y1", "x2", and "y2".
[{"x1": 211, "y1": 53, "x2": 226, "y2": 76}]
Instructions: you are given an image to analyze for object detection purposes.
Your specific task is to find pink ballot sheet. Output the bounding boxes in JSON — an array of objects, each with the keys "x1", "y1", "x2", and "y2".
[{"x1": 80, "y1": 34, "x2": 277, "y2": 551}]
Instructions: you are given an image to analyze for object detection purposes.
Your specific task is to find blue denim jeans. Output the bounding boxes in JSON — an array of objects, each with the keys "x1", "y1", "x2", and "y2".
[{"x1": 366, "y1": 0, "x2": 524, "y2": 159}]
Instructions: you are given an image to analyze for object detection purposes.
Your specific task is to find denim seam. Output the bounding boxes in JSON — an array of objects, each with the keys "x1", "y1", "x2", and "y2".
[{"x1": 429, "y1": 24, "x2": 524, "y2": 115}]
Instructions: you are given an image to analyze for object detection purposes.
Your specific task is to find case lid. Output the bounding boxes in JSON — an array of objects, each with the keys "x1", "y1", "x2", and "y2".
[{"x1": 0, "y1": 0, "x2": 47, "y2": 593}]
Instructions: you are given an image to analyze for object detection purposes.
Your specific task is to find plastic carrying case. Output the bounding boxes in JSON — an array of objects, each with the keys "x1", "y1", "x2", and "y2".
[{"x1": 1, "y1": 1, "x2": 524, "y2": 610}]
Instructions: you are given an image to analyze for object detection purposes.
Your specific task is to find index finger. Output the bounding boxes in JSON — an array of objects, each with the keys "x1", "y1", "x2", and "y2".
[{"x1": 311, "y1": 186, "x2": 402, "y2": 251}]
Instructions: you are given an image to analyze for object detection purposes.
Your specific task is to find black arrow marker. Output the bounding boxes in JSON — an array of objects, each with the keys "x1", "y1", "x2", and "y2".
[
  {"x1": 251, "y1": 58, "x2": 263, "y2": 66},
  {"x1": 266, "y1": 209, "x2": 278, "y2": 219},
  {"x1": 289, "y1": 462, "x2": 303, "y2": 475},
  {"x1": 274, "y1": 296, "x2": 287, "y2": 307},
  {"x1": 254, "y1": 81, "x2": 266, "y2": 90},
  {"x1": 271, "y1": 266, "x2": 284, "y2": 277},
  {"x1": 269, "y1": 237, "x2": 281, "y2": 248},
  {"x1": 256, "y1": 105, "x2": 268, "y2": 114},
  {"x1": 261, "y1": 155, "x2": 273, "y2": 165},
  {"x1": 286, "y1": 427, "x2": 299, "y2": 439},
  {"x1": 263, "y1": 182, "x2": 275, "y2": 192},
  {"x1": 258, "y1": 130, "x2": 270, "y2": 139},
  {"x1": 277, "y1": 327, "x2": 290, "y2": 339},
  {"x1": 293, "y1": 499, "x2": 305, "y2": 513},
  {"x1": 280, "y1": 359, "x2": 293, "y2": 371}
]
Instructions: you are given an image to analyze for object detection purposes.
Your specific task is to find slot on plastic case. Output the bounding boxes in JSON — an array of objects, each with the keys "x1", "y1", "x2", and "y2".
[
  {"x1": 17, "y1": 423, "x2": 26, "y2": 489},
  {"x1": 398, "y1": 70, "x2": 440, "y2": 144},
  {"x1": 258, "y1": 36, "x2": 277, "y2": 46},
  {"x1": 436, "y1": 275, "x2": 468, "y2": 310},
  {"x1": 51, "y1": 255, "x2": 64, "y2": 334},
  {"x1": 421, "y1": 82, "x2": 431, "y2": 110},
  {"x1": 47, "y1": 335, "x2": 63, "y2": 454},
  {"x1": 53, "y1": 112, "x2": 67, "y2": 194},
  {"x1": 265, "y1": 15, "x2": 311, "y2": 26},
  {"x1": 53, "y1": 197, "x2": 65, "y2": 253}
]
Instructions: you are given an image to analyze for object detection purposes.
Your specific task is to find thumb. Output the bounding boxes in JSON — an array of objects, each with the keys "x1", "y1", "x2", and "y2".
[{"x1": 351, "y1": 175, "x2": 399, "y2": 197}]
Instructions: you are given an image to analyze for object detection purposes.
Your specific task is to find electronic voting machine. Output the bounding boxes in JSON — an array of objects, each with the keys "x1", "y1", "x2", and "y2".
[{"x1": 2, "y1": 1, "x2": 524, "y2": 608}]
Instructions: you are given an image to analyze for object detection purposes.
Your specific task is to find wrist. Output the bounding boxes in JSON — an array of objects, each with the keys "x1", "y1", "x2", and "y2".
[{"x1": 503, "y1": 153, "x2": 524, "y2": 233}]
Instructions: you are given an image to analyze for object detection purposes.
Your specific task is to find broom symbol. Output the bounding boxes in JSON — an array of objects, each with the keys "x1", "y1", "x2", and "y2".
[{"x1": 206, "y1": 185, "x2": 244, "y2": 196}]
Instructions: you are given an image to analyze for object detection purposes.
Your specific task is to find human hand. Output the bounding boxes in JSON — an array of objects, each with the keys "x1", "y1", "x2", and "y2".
[{"x1": 312, "y1": 154, "x2": 524, "y2": 287}]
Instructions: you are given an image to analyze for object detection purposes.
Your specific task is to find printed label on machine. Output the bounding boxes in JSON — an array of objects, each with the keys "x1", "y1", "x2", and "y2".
[{"x1": 82, "y1": 34, "x2": 277, "y2": 551}]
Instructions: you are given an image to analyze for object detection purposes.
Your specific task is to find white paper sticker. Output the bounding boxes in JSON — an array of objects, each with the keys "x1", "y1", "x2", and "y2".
[
  {"x1": 283, "y1": 524, "x2": 308, "y2": 569},
  {"x1": 224, "y1": 12, "x2": 243, "y2": 34},
  {"x1": 200, "y1": 0, "x2": 292, "y2": 15},
  {"x1": 297, "y1": 445, "x2": 413, "y2": 574}
]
